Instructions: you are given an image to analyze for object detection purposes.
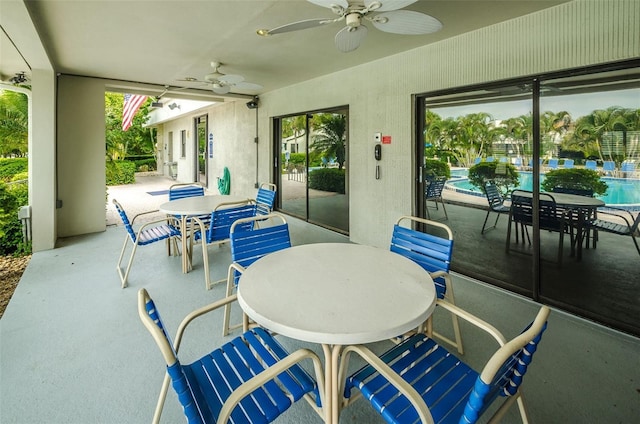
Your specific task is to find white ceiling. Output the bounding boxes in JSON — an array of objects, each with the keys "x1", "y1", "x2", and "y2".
[{"x1": 1, "y1": 0, "x2": 568, "y2": 99}]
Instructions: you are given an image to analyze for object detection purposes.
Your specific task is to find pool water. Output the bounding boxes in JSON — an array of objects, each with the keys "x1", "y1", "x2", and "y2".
[{"x1": 447, "y1": 171, "x2": 640, "y2": 207}]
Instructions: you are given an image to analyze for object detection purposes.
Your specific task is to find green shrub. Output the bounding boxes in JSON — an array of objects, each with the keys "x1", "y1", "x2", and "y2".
[
  {"x1": 308, "y1": 168, "x2": 345, "y2": 193},
  {"x1": 424, "y1": 159, "x2": 450, "y2": 179},
  {"x1": 468, "y1": 161, "x2": 519, "y2": 196},
  {"x1": 0, "y1": 181, "x2": 30, "y2": 255},
  {"x1": 541, "y1": 168, "x2": 608, "y2": 196},
  {"x1": 0, "y1": 158, "x2": 28, "y2": 182},
  {"x1": 106, "y1": 160, "x2": 136, "y2": 185},
  {"x1": 133, "y1": 158, "x2": 157, "y2": 171}
]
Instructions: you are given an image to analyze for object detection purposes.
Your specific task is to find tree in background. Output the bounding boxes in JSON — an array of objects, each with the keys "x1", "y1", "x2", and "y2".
[
  {"x1": 105, "y1": 92, "x2": 155, "y2": 162},
  {"x1": 310, "y1": 113, "x2": 346, "y2": 169},
  {"x1": 0, "y1": 90, "x2": 28, "y2": 157}
]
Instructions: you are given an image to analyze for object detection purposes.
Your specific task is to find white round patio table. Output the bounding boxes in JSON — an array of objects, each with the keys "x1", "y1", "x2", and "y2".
[
  {"x1": 159, "y1": 195, "x2": 248, "y2": 273},
  {"x1": 237, "y1": 242, "x2": 436, "y2": 423}
]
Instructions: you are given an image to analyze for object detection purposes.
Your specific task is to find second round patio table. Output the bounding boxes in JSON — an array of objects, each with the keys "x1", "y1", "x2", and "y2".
[
  {"x1": 159, "y1": 194, "x2": 248, "y2": 273},
  {"x1": 237, "y1": 242, "x2": 437, "y2": 423}
]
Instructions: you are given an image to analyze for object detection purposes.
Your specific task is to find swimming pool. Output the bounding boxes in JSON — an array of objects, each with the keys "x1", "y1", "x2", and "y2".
[{"x1": 446, "y1": 171, "x2": 640, "y2": 210}]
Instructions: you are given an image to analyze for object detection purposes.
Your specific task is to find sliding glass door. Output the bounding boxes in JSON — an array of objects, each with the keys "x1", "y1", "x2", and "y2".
[
  {"x1": 275, "y1": 107, "x2": 349, "y2": 234},
  {"x1": 416, "y1": 61, "x2": 640, "y2": 336}
]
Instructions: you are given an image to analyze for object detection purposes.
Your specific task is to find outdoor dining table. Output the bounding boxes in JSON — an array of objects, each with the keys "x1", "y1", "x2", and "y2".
[
  {"x1": 515, "y1": 191, "x2": 605, "y2": 260},
  {"x1": 159, "y1": 194, "x2": 247, "y2": 273},
  {"x1": 236, "y1": 242, "x2": 437, "y2": 424}
]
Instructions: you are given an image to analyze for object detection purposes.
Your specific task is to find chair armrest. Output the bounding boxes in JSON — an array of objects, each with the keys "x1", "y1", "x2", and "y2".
[
  {"x1": 435, "y1": 299, "x2": 507, "y2": 346},
  {"x1": 341, "y1": 345, "x2": 435, "y2": 424},
  {"x1": 130, "y1": 209, "x2": 161, "y2": 224},
  {"x1": 594, "y1": 208, "x2": 635, "y2": 226},
  {"x1": 172, "y1": 294, "x2": 239, "y2": 353},
  {"x1": 218, "y1": 348, "x2": 326, "y2": 423}
]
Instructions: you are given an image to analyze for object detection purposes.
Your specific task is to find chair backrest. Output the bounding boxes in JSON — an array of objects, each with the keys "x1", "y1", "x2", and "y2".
[
  {"x1": 230, "y1": 213, "x2": 291, "y2": 285},
  {"x1": 510, "y1": 190, "x2": 562, "y2": 231},
  {"x1": 513, "y1": 157, "x2": 522, "y2": 167},
  {"x1": 621, "y1": 161, "x2": 636, "y2": 172},
  {"x1": 473, "y1": 157, "x2": 482, "y2": 165},
  {"x1": 425, "y1": 177, "x2": 446, "y2": 199},
  {"x1": 256, "y1": 183, "x2": 277, "y2": 216},
  {"x1": 206, "y1": 200, "x2": 256, "y2": 243},
  {"x1": 461, "y1": 306, "x2": 550, "y2": 423},
  {"x1": 603, "y1": 160, "x2": 616, "y2": 172},
  {"x1": 548, "y1": 158, "x2": 558, "y2": 169},
  {"x1": 585, "y1": 160, "x2": 597, "y2": 170},
  {"x1": 390, "y1": 216, "x2": 453, "y2": 299},
  {"x1": 563, "y1": 159, "x2": 574, "y2": 168},
  {"x1": 484, "y1": 182, "x2": 505, "y2": 210},
  {"x1": 168, "y1": 183, "x2": 204, "y2": 201},
  {"x1": 486, "y1": 156, "x2": 495, "y2": 162},
  {"x1": 112, "y1": 199, "x2": 137, "y2": 242}
]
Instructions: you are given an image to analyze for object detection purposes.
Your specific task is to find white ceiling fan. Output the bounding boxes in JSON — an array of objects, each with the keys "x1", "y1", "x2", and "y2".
[
  {"x1": 177, "y1": 62, "x2": 262, "y2": 94},
  {"x1": 256, "y1": 0, "x2": 443, "y2": 53}
]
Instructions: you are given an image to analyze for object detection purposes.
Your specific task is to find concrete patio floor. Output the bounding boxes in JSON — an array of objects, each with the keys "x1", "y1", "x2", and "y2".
[{"x1": 1, "y1": 176, "x2": 638, "y2": 423}]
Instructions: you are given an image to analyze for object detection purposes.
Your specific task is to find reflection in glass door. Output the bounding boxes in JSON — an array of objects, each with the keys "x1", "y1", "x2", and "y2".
[
  {"x1": 277, "y1": 108, "x2": 349, "y2": 234},
  {"x1": 418, "y1": 63, "x2": 640, "y2": 336}
]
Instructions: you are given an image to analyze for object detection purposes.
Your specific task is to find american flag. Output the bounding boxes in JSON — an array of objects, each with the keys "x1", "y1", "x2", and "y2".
[{"x1": 122, "y1": 94, "x2": 148, "y2": 131}]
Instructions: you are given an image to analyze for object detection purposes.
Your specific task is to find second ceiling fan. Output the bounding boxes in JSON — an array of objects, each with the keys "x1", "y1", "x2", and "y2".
[
  {"x1": 177, "y1": 62, "x2": 262, "y2": 94},
  {"x1": 257, "y1": 0, "x2": 443, "y2": 52}
]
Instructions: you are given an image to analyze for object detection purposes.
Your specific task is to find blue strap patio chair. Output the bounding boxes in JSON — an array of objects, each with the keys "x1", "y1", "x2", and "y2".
[
  {"x1": 169, "y1": 182, "x2": 205, "y2": 200},
  {"x1": 473, "y1": 157, "x2": 482, "y2": 165},
  {"x1": 507, "y1": 190, "x2": 571, "y2": 264},
  {"x1": 341, "y1": 303, "x2": 550, "y2": 424},
  {"x1": 513, "y1": 157, "x2": 523, "y2": 169},
  {"x1": 425, "y1": 176, "x2": 448, "y2": 220},
  {"x1": 256, "y1": 182, "x2": 277, "y2": 218},
  {"x1": 167, "y1": 182, "x2": 207, "y2": 237},
  {"x1": 481, "y1": 182, "x2": 511, "y2": 234},
  {"x1": 137, "y1": 288, "x2": 325, "y2": 424},
  {"x1": 193, "y1": 200, "x2": 257, "y2": 289},
  {"x1": 547, "y1": 158, "x2": 559, "y2": 170},
  {"x1": 486, "y1": 156, "x2": 495, "y2": 162},
  {"x1": 620, "y1": 160, "x2": 637, "y2": 177},
  {"x1": 390, "y1": 216, "x2": 463, "y2": 354},
  {"x1": 563, "y1": 158, "x2": 574, "y2": 168},
  {"x1": 585, "y1": 159, "x2": 597, "y2": 171},
  {"x1": 113, "y1": 199, "x2": 180, "y2": 288},
  {"x1": 586, "y1": 207, "x2": 640, "y2": 256},
  {"x1": 603, "y1": 160, "x2": 616, "y2": 175},
  {"x1": 222, "y1": 213, "x2": 291, "y2": 336}
]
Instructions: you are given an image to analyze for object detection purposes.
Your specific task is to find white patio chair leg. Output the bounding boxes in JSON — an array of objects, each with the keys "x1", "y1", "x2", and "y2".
[
  {"x1": 120, "y1": 241, "x2": 140, "y2": 289},
  {"x1": 222, "y1": 267, "x2": 235, "y2": 336},
  {"x1": 152, "y1": 373, "x2": 171, "y2": 424},
  {"x1": 116, "y1": 237, "x2": 134, "y2": 289}
]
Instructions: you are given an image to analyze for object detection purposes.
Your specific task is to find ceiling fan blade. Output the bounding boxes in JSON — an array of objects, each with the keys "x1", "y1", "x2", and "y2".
[
  {"x1": 308, "y1": 0, "x2": 349, "y2": 10},
  {"x1": 234, "y1": 82, "x2": 263, "y2": 91},
  {"x1": 265, "y1": 18, "x2": 333, "y2": 35},
  {"x1": 371, "y1": 10, "x2": 442, "y2": 35},
  {"x1": 335, "y1": 25, "x2": 368, "y2": 53},
  {"x1": 212, "y1": 84, "x2": 231, "y2": 94},
  {"x1": 365, "y1": 0, "x2": 417, "y2": 12},
  {"x1": 218, "y1": 74, "x2": 244, "y2": 84}
]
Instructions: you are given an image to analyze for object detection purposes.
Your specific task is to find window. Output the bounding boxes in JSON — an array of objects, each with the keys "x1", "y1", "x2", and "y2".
[{"x1": 180, "y1": 130, "x2": 186, "y2": 158}]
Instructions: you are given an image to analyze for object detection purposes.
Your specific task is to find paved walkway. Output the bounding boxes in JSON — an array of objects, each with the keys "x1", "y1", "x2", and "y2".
[{"x1": 106, "y1": 173, "x2": 180, "y2": 227}]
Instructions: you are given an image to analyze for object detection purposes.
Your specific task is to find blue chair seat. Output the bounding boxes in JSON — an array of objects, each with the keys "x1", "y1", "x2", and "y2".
[
  {"x1": 138, "y1": 289, "x2": 324, "y2": 424},
  {"x1": 114, "y1": 199, "x2": 181, "y2": 288},
  {"x1": 343, "y1": 304, "x2": 550, "y2": 424}
]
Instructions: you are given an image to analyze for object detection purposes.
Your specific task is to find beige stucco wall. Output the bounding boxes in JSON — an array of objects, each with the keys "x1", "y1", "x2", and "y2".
[
  {"x1": 56, "y1": 76, "x2": 107, "y2": 237},
  {"x1": 40, "y1": 0, "x2": 640, "y2": 247}
]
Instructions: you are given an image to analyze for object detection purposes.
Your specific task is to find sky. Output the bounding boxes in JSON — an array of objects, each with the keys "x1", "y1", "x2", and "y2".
[{"x1": 432, "y1": 88, "x2": 639, "y2": 121}]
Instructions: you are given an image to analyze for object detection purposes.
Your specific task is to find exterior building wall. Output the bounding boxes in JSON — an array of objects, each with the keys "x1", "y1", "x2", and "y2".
[{"x1": 261, "y1": 0, "x2": 640, "y2": 248}]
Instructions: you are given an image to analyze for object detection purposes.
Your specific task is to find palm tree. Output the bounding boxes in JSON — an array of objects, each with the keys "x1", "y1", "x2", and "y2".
[
  {"x1": 0, "y1": 90, "x2": 28, "y2": 157},
  {"x1": 571, "y1": 106, "x2": 634, "y2": 162},
  {"x1": 310, "y1": 113, "x2": 346, "y2": 169}
]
